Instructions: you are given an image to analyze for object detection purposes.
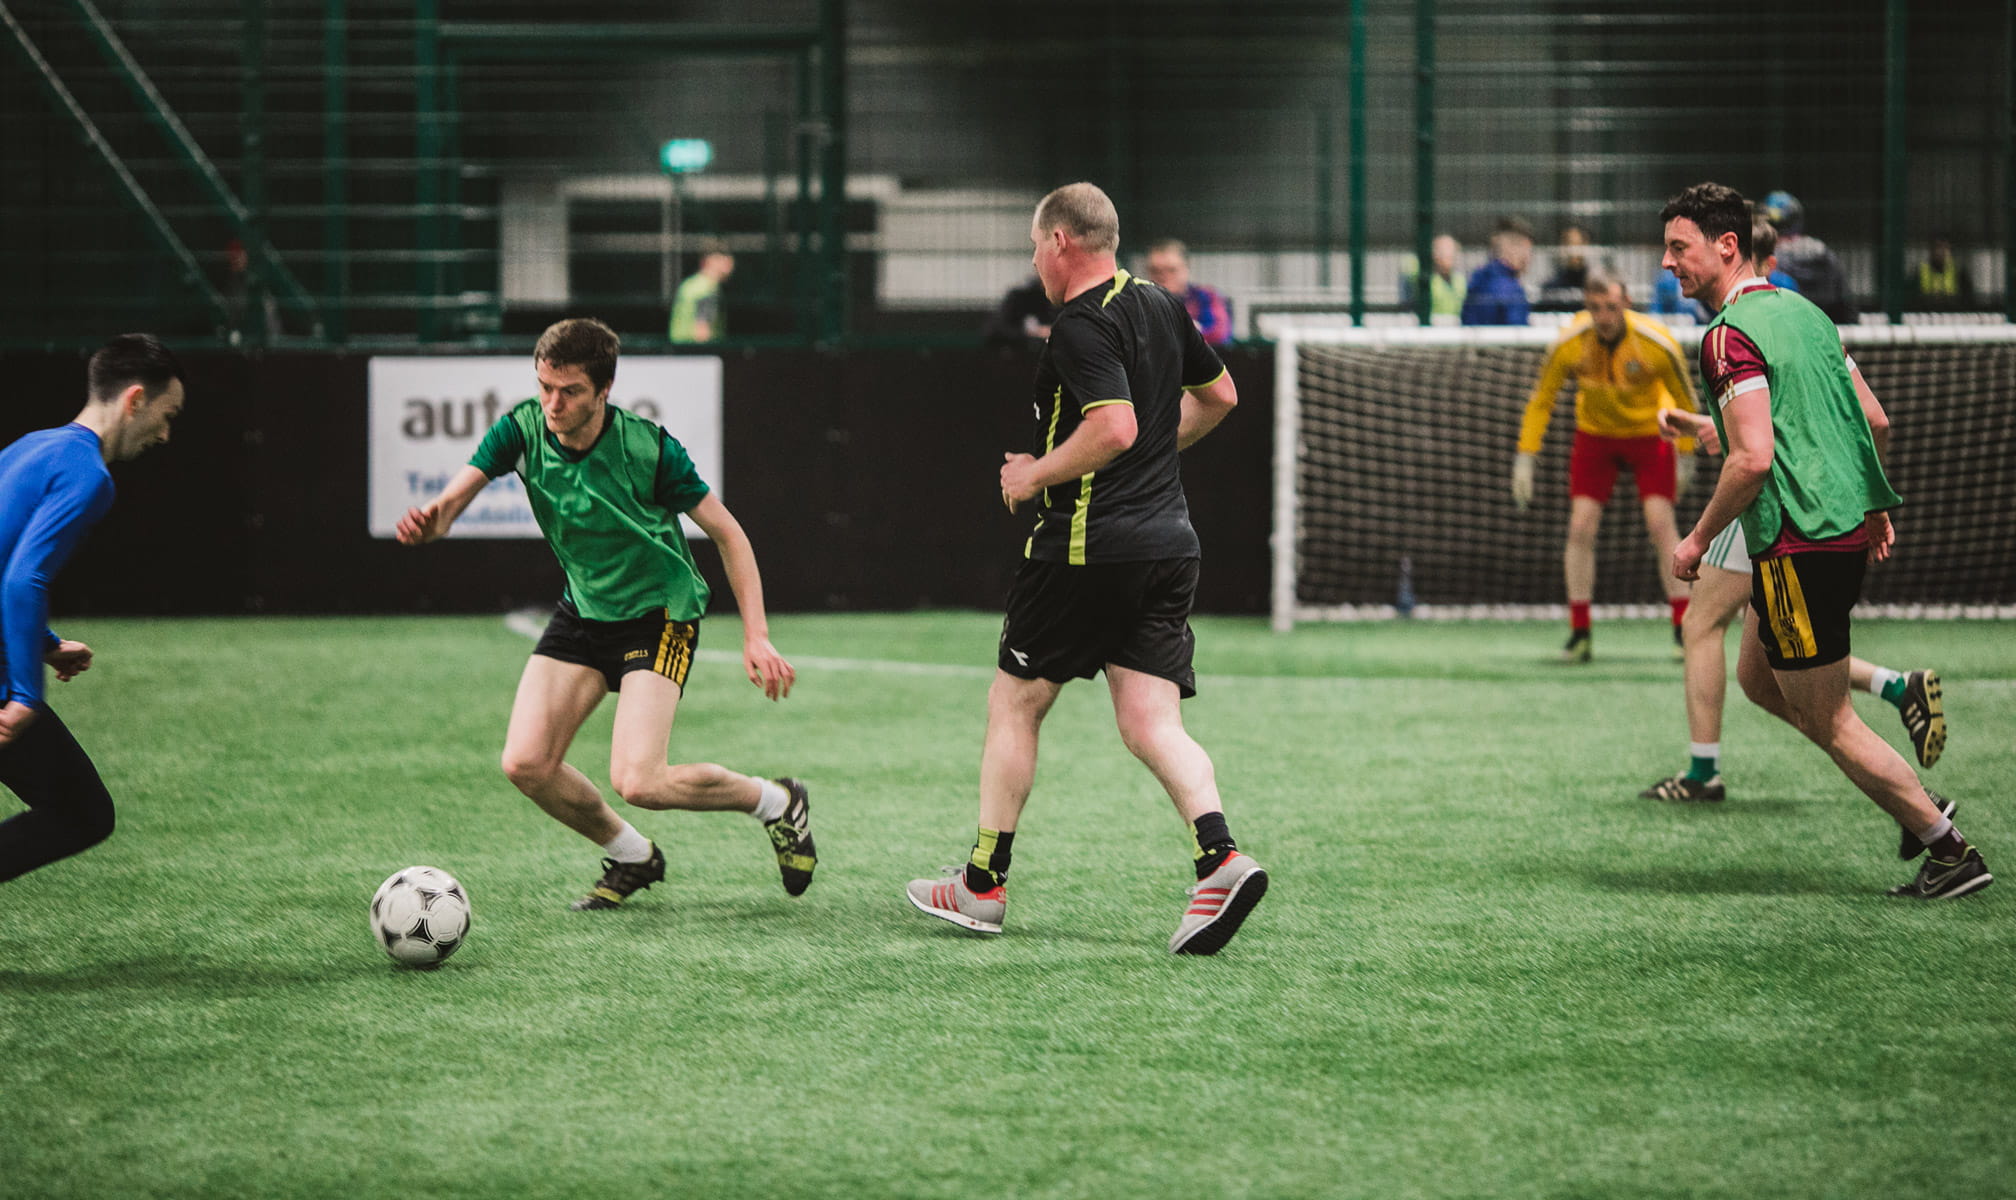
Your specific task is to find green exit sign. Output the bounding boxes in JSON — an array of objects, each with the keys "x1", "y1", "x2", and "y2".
[{"x1": 659, "y1": 139, "x2": 713, "y2": 175}]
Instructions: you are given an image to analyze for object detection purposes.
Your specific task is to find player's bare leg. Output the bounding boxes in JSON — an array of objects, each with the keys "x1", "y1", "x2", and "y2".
[
  {"x1": 607, "y1": 670, "x2": 762, "y2": 812},
  {"x1": 603, "y1": 669, "x2": 816, "y2": 895},
  {"x1": 1562, "y1": 496, "x2": 1602, "y2": 660},
  {"x1": 1641, "y1": 564, "x2": 1747, "y2": 802},
  {"x1": 1641, "y1": 495, "x2": 1688, "y2": 603},
  {"x1": 503, "y1": 656, "x2": 671, "y2": 909},
  {"x1": 1683, "y1": 566, "x2": 1750, "y2": 746},
  {"x1": 1105, "y1": 664, "x2": 1267, "y2": 954},
  {"x1": 906, "y1": 671, "x2": 1060, "y2": 934},
  {"x1": 977, "y1": 671, "x2": 1063, "y2": 834},
  {"x1": 1752, "y1": 647, "x2": 1941, "y2": 830},
  {"x1": 500, "y1": 655, "x2": 622, "y2": 842},
  {"x1": 1763, "y1": 648, "x2": 1987, "y2": 895},
  {"x1": 1106, "y1": 665, "x2": 1219, "y2": 823}
]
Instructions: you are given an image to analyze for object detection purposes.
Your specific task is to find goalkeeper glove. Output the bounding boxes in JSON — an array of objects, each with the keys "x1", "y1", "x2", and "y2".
[{"x1": 1511, "y1": 453, "x2": 1537, "y2": 509}]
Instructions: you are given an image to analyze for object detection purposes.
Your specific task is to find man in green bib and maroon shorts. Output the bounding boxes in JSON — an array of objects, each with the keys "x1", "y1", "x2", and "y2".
[
  {"x1": 397, "y1": 318, "x2": 815, "y2": 911},
  {"x1": 1660, "y1": 183, "x2": 1989, "y2": 899}
]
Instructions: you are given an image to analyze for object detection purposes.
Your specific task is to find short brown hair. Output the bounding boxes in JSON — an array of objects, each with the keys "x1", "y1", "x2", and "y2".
[
  {"x1": 1660, "y1": 182, "x2": 1752, "y2": 263},
  {"x1": 1750, "y1": 217, "x2": 1778, "y2": 264},
  {"x1": 534, "y1": 318, "x2": 620, "y2": 393},
  {"x1": 1035, "y1": 182, "x2": 1120, "y2": 255}
]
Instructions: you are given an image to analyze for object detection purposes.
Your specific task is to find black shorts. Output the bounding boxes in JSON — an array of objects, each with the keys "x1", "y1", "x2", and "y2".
[
  {"x1": 534, "y1": 601, "x2": 699, "y2": 692},
  {"x1": 998, "y1": 557, "x2": 1200, "y2": 698},
  {"x1": 1751, "y1": 550, "x2": 1864, "y2": 671}
]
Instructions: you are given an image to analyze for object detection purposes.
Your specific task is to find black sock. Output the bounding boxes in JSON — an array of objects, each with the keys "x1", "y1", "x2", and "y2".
[
  {"x1": 965, "y1": 828, "x2": 1014, "y2": 892},
  {"x1": 1191, "y1": 812, "x2": 1236, "y2": 880},
  {"x1": 1927, "y1": 826, "x2": 1969, "y2": 861}
]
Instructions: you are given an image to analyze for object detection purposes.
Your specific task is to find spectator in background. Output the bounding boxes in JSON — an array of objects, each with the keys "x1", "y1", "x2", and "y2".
[
  {"x1": 1759, "y1": 191, "x2": 1857, "y2": 324},
  {"x1": 1751, "y1": 218, "x2": 1800, "y2": 293},
  {"x1": 1461, "y1": 217, "x2": 1534, "y2": 326},
  {"x1": 1912, "y1": 235, "x2": 1976, "y2": 311},
  {"x1": 1144, "y1": 238, "x2": 1233, "y2": 345},
  {"x1": 669, "y1": 245, "x2": 734, "y2": 343},
  {"x1": 984, "y1": 275, "x2": 1058, "y2": 349},
  {"x1": 1652, "y1": 268, "x2": 1710, "y2": 324},
  {"x1": 221, "y1": 237, "x2": 281, "y2": 345},
  {"x1": 1536, "y1": 224, "x2": 1593, "y2": 311},
  {"x1": 1398, "y1": 233, "x2": 1467, "y2": 319}
]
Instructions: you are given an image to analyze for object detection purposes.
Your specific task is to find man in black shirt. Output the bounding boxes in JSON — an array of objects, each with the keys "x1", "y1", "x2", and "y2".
[{"x1": 905, "y1": 182, "x2": 1264, "y2": 955}]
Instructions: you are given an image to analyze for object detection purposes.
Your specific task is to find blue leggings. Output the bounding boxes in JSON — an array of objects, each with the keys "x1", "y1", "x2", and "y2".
[{"x1": 0, "y1": 706, "x2": 115, "y2": 883}]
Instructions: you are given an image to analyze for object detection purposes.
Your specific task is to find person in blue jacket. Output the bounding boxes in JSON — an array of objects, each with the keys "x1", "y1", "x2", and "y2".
[
  {"x1": 1461, "y1": 217, "x2": 1536, "y2": 326},
  {"x1": 0, "y1": 334, "x2": 185, "y2": 882}
]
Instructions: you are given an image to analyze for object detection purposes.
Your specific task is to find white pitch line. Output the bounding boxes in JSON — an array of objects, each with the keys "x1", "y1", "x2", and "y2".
[
  {"x1": 503, "y1": 608, "x2": 991, "y2": 678},
  {"x1": 504, "y1": 611, "x2": 2016, "y2": 690}
]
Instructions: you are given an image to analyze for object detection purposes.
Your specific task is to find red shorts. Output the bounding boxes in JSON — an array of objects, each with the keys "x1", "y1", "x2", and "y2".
[{"x1": 1567, "y1": 432, "x2": 1675, "y2": 503}]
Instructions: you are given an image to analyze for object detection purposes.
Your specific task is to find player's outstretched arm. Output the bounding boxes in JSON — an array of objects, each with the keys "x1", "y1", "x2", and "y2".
[
  {"x1": 686, "y1": 493, "x2": 794, "y2": 701},
  {"x1": 395, "y1": 465, "x2": 491, "y2": 545},
  {"x1": 1657, "y1": 406, "x2": 1719, "y2": 454}
]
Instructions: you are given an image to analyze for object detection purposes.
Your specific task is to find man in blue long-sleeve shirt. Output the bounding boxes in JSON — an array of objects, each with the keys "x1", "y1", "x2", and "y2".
[
  {"x1": 1461, "y1": 217, "x2": 1535, "y2": 327},
  {"x1": 0, "y1": 334, "x2": 185, "y2": 882}
]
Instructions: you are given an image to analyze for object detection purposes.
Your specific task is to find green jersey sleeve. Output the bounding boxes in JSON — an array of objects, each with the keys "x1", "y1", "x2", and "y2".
[
  {"x1": 469, "y1": 410, "x2": 529, "y2": 478},
  {"x1": 653, "y1": 428, "x2": 712, "y2": 513}
]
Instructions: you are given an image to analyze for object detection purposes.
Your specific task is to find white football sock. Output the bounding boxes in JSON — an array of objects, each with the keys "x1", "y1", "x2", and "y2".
[
  {"x1": 1920, "y1": 816, "x2": 1954, "y2": 847},
  {"x1": 600, "y1": 823, "x2": 653, "y2": 863},
  {"x1": 751, "y1": 778, "x2": 789, "y2": 823},
  {"x1": 1689, "y1": 742, "x2": 1720, "y2": 765},
  {"x1": 1863, "y1": 667, "x2": 1901, "y2": 696}
]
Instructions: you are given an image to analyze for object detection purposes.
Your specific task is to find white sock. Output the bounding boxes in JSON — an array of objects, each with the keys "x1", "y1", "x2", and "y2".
[
  {"x1": 751, "y1": 778, "x2": 789, "y2": 823},
  {"x1": 1689, "y1": 742, "x2": 1719, "y2": 767},
  {"x1": 600, "y1": 823, "x2": 653, "y2": 864},
  {"x1": 1863, "y1": 667, "x2": 1901, "y2": 697},
  {"x1": 1921, "y1": 816, "x2": 1954, "y2": 847}
]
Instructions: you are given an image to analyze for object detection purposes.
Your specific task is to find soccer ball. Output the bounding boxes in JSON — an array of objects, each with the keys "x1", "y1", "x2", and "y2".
[{"x1": 369, "y1": 866, "x2": 471, "y2": 968}]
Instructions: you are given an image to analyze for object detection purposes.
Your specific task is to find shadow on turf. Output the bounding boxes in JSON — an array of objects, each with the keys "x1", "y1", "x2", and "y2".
[
  {"x1": 0, "y1": 954, "x2": 363, "y2": 994},
  {"x1": 1575, "y1": 865, "x2": 1848, "y2": 897}
]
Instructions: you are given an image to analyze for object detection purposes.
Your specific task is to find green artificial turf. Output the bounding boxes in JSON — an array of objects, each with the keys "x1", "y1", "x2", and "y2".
[{"x1": 2, "y1": 614, "x2": 2011, "y2": 1199}]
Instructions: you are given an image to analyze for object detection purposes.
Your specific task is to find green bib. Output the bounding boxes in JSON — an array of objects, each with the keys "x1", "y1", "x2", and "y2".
[
  {"x1": 1706, "y1": 290, "x2": 1899, "y2": 547},
  {"x1": 485, "y1": 401, "x2": 712, "y2": 622}
]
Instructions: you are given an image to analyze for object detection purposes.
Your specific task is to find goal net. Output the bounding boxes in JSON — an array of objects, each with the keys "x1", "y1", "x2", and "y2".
[{"x1": 1272, "y1": 323, "x2": 2016, "y2": 629}]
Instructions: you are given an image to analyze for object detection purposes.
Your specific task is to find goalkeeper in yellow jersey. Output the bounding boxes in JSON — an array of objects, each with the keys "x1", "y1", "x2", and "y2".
[{"x1": 1513, "y1": 273, "x2": 1699, "y2": 661}]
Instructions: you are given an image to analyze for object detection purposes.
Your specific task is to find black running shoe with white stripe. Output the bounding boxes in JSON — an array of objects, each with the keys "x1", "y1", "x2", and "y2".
[
  {"x1": 1888, "y1": 844, "x2": 1993, "y2": 899},
  {"x1": 572, "y1": 842, "x2": 666, "y2": 910},
  {"x1": 765, "y1": 777, "x2": 817, "y2": 896},
  {"x1": 1898, "y1": 669, "x2": 1946, "y2": 769},
  {"x1": 1639, "y1": 772, "x2": 1725, "y2": 803}
]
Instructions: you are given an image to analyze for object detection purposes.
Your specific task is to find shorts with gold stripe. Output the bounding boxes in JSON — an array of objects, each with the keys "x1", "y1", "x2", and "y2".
[
  {"x1": 533, "y1": 600, "x2": 699, "y2": 692},
  {"x1": 1749, "y1": 550, "x2": 1863, "y2": 671}
]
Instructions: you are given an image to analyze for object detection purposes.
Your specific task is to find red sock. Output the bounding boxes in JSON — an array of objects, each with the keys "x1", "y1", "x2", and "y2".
[
  {"x1": 1569, "y1": 602, "x2": 1592, "y2": 633},
  {"x1": 1670, "y1": 596, "x2": 1689, "y2": 629}
]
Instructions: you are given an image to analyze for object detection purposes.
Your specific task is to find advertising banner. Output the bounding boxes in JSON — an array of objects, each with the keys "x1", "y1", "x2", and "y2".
[{"x1": 367, "y1": 356, "x2": 723, "y2": 539}]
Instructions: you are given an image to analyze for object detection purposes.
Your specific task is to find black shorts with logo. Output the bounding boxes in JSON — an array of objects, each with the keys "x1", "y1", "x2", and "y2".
[
  {"x1": 1750, "y1": 550, "x2": 1864, "y2": 671},
  {"x1": 534, "y1": 600, "x2": 699, "y2": 692},
  {"x1": 998, "y1": 557, "x2": 1200, "y2": 698}
]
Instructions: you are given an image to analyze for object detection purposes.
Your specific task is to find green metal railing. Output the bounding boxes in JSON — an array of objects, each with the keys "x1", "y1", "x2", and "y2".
[{"x1": 0, "y1": 1, "x2": 2008, "y2": 351}]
